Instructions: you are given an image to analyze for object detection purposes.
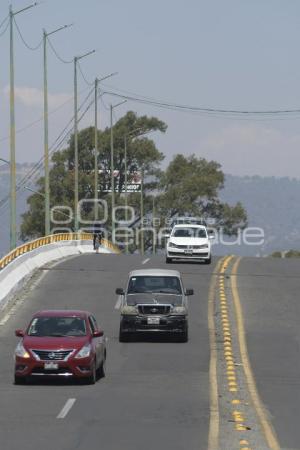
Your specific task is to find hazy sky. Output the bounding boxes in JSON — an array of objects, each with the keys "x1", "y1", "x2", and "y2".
[{"x1": 1, "y1": 0, "x2": 300, "y2": 177}]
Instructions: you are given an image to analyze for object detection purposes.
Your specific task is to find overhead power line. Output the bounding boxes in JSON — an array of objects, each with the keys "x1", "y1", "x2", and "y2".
[
  {"x1": 0, "y1": 87, "x2": 95, "y2": 213},
  {"x1": 0, "y1": 86, "x2": 90, "y2": 144},
  {"x1": 102, "y1": 88, "x2": 300, "y2": 117},
  {"x1": 0, "y1": 16, "x2": 9, "y2": 37},
  {"x1": 47, "y1": 35, "x2": 73, "y2": 64},
  {"x1": 0, "y1": 14, "x2": 9, "y2": 29},
  {"x1": 78, "y1": 61, "x2": 94, "y2": 86},
  {"x1": 13, "y1": 16, "x2": 42, "y2": 51}
]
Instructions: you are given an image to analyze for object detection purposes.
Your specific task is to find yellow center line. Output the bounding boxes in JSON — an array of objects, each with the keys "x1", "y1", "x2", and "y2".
[
  {"x1": 231, "y1": 258, "x2": 281, "y2": 450},
  {"x1": 207, "y1": 256, "x2": 230, "y2": 450}
]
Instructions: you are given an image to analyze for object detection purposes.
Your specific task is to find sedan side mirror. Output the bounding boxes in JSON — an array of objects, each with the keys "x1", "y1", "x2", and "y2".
[
  {"x1": 185, "y1": 289, "x2": 194, "y2": 296},
  {"x1": 116, "y1": 288, "x2": 124, "y2": 295},
  {"x1": 15, "y1": 329, "x2": 24, "y2": 337},
  {"x1": 93, "y1": 330, "x2": 104, "y2": 338}
]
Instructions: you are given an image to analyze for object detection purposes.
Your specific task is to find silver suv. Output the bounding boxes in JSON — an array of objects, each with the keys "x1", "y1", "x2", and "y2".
[{"x1": 116, "y1": 269, "x2": 194, "y2": 342}]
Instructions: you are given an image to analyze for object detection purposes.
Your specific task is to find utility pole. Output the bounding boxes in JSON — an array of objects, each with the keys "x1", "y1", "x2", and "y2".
[
  {"x1": 74, "y1": 56, "x2": 78, "y2": 232},
  {"x1": 94, "y1": 77, "x2": 99, "y2": 216},
  {"x1": 152, "y1": 195, "x2": 156, "y2": 254},
  {"x1": 123, "y1": 127, "x2": 150, "y2": 253},
  {"x1": 124, "y1": 127, "x2": 144, "y2": 253},
  {"x1": 110, "y1": 100, "x2": 126, "y2": 242},
  {"x1": 140, "y1": 167, "x2": 144, "y2": 255},
  {"x1": 124, "y1": 135, "x2": 128, "y2": 253},
  {"x1": 94, "y1": 73, "x2": 117, "y2": 221},
  {"x1": 110, "y1": 105, "x2": 114, "y2": 240},
  {"x1": 73, "y1": 50, "x2": 95, "y2": 232},
  {"x1": 9, "y1": 2, "x2": 38, "y2": 250},
  {"x1": 43, "y1": 24, "x2": 71, "y2": 237}
]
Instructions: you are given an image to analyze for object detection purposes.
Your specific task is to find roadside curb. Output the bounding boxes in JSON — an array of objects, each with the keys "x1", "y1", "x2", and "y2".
[{"x1": 0, "y1": 241, "x2": 112, "y2": 310}]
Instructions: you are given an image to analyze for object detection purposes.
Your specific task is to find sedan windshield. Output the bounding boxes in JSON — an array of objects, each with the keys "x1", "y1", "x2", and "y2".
[
  {"x1": 28, "y1": 317, "x2": 87, "y2": 337},
  {"x1": 172, "y1": 227, "x2": 207, "y2": 238},
  {"x1": 127, "y1": 276, "x2": 182, "y2": 294}
]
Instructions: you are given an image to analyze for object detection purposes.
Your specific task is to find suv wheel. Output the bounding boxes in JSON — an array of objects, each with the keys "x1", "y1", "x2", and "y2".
[
  {"x1": 166, "y1": 257, "x2": 172, "y2": 264},
  {"x1": 176, "y1": 328, "x2": 188, "y2": 343},
  {"x1": 204, "y1": 256, "x2": 212, "y2": 265},
  {"x1": 119, "y1": 325, "x2": 131, "y2": 342},
  {"x1": 97, "y1": 355, "x2": 106, "y2": 379},
  {"x1": 86, "y1": 360, "x2": 97, "y2": 384}
]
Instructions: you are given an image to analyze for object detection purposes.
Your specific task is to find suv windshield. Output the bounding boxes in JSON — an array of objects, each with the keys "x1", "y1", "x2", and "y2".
[
  {"x1": 127, "y1": 276, "x2": 182, "y2": 295},
  {"x1": 171, "y1": 217, "x2": 206, "y2": 227},
  {"x1": 28, "y1": 317, "x2": 87, "y2": 337},
  {"x1": 172, "y1": 227, "x2": 207, "y2": 238}
]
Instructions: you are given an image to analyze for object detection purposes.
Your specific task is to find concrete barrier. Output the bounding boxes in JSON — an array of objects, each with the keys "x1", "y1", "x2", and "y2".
[{"x1": 0, "y1": 240, "x2": 114, "y2": 309}]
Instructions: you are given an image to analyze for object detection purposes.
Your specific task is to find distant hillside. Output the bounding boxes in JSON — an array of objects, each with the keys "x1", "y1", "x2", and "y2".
[
  {"x1": 1, "y1": 164, "x2": 300, "y2": 257},
  {"x1": 218, "y1": 174, "x2": 300, "y2": 256}
]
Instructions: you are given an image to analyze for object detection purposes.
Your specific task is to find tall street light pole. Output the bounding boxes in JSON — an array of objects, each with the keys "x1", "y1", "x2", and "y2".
[
  {"x1": 140, "y1": 167, "x2": 145, "y2": 255},
  {"x1": 74, "y1": 50, "x2": 95, "y2": 232},
  {"x1": 152, "y1": 195, "x2": 156, "y2": 254},
  {"x1": 110, "y1": 100, "x2": 126, "y2": 241},
  {"x1": 94, "y1": 77, "x2": 99, "y2": 215},
  {"x1": 94, "y1": 72, "x2": 117, "y2": 217},
  {"x1": 124, "y1": 127, "x2": 146, "y2": 253},
  {"x1": 9, "y1": 2, "x2": 37, "y2": 250},
  {"x1": 43, "y1": 24, "x2": 71, "y2": 237}
]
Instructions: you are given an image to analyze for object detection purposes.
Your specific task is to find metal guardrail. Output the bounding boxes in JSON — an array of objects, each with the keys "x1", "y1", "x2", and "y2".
[{"x1": 0, "y1": 233, "x2": 120, "y2": 270}]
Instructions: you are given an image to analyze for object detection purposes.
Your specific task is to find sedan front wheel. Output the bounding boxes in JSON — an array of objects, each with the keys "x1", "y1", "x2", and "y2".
[{"x1": 86, "y1": 360, "x2": 97, "y2": 385}]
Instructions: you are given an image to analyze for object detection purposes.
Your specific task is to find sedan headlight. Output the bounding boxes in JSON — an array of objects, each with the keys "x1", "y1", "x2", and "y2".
[
  {"x1": 121, "y1": 305, "x2": 137, "y2": 315},
  {"x1": 168, "y1": 241, "x2": 178, "y2": 248},
  {"x1": 75, "y1": 343, "x2": 91, "y2": 359},
  {"x1": 15, "y1": 342, "x2": 30, "y2": 359},
  {"x1": 172, "y1": 306, "x2": 187, "y2": 315}
]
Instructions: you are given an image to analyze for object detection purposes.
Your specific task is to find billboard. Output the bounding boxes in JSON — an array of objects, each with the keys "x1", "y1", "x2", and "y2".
[{"x1": 99, "y1": 170, "x2": 141, "y2": 193}]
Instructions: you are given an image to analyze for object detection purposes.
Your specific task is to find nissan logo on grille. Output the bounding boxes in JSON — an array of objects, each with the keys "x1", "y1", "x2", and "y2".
[{"x1": 48, "y1": 352, "x2": 56, "y2": 359}]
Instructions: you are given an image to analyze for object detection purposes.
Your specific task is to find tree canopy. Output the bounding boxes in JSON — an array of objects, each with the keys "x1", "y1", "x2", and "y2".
[
  {"x1": 21, "y1": 111, "x2": 247, "y2": 244},
  {"x1": 21, "y1": 111, "x2": 166, "y2": 239},
  {"x1": 156, "y1": 154, "x2": 247, "y2": 235}
]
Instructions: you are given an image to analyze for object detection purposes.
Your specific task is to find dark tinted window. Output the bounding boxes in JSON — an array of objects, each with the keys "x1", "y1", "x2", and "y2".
[
  {"x1": 89, "y1": 316, "x2": 98, "y2": 333},
  {"x1": 128, "y1": 276, "x2": 182, "y2": 294},
  {"x1": 173, "y1": 227, "x2": 207, "y2": 238},
  {"x1": 28, "y1": 317, "x2": 87, "y2": 337}
]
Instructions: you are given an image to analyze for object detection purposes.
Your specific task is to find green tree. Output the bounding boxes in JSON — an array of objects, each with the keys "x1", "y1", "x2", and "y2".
[
  {"x1": 21, "y1": 111, "x2": 167, "y2": 240},
  {"x1": 156, "y1": 154, "x2": 247, "y2": 235},
  {"x1": 271, "y1": 251, "x2": 282, "y2": 258},
  {"x1": 285, "y1": 249, "x2": 300, "y2": 258}
]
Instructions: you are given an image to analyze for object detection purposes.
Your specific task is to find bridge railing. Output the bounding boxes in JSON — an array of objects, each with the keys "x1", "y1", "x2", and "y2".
[{"x1": 0, "y1": 233, "x2": 120, "y2": 270}]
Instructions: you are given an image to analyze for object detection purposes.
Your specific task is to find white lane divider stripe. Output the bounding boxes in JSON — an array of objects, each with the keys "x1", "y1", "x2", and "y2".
[
  {"x1": 57, "y1": 398, "x2": 76, "y2": 419},
  {"x1": 142, "y1": 258, "x2": 150, "y2": 265}
]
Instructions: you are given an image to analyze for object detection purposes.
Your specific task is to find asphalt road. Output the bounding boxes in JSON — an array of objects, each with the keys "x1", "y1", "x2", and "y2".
[
  {"x1": 236, "y1": 258, "x2": 300, "y2": 450},
  {"x1": 0, "y1": 254, "x2": 218, "y2": 450}
]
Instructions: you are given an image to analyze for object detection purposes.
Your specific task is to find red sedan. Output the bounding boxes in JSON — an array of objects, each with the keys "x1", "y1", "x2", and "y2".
[{"x1": 14, "y1": 310, "x2": 106, "y2": 385}]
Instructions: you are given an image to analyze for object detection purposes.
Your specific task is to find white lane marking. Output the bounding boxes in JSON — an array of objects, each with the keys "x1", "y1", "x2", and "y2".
[
  {"x1": 114, "y1": 296, "x2": 122, "y2": 310},
  {"x1": 142, "y1": 258, "x2": 150, "y2": 265},
  {"x1": 57, "y1": 398, "x2": 76, "y2": 419}
]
